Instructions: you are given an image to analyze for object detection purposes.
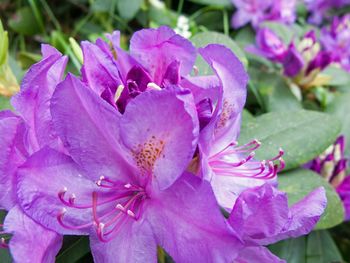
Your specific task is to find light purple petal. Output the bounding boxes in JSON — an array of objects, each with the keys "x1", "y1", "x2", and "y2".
[
  {"x1": 11, "y1": 49, "x2": 68, "y2": 152},
  {"x1": 4, "y1": 206, "x2": 62, "y2": 263},
  {"x1": 81, "y1": 41, "x2": 122, "y2": 98},
  {"x1": 51, "y1": 74, "x2": 132, "y2": 183},
  {"x1": 231, "y1": 10, "x2": 252, "y2": 28},
  {"x1": 130, "y1": 26, "x2": 196, "y2": 84},
  {"x1": 229, "y1": 184, "x2": 327, "y2": 246},
  {"x1": 90, "y1": 219, "x2": 157, "y2": 263},
  {"x1": 120, "y1": 89, "x2": 199, "y2": 189},
  {"x1": 146, "y1": 172, "x2": 242, "y2": 262},
  {"x1": 337, "y1": 176, "x2": 350, "y2": 220},
  {"x1": 198, "y1": 44, "x2": 248, "y2": 156},
  {"x1": 0, "y1": 112, "x2": 26, "y2": 210},
  {"x1": 17, "y1": 147, "x2": 96, "y2": 235}
]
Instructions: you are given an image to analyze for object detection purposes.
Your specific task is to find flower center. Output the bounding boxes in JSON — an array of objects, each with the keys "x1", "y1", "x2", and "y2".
[
  {"x1": 57, "y1": 177, "x2": 147, "y2": 242},
  {"x1": 208, "y1": 139, "x2": 284, "y2": 179}
]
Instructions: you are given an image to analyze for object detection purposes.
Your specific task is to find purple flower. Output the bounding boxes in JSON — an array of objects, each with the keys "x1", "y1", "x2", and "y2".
[
  {"x1": 15, "y1": 75, "x2": 243, "y2": 262},
  {"x1": 229, "y1": 183, "x2": 327, "y2": 262},
  {"x1": 321, "y1": 15, "x2": 350, "y2": 72},
  {"x1": 305, "y1": 0, "x2": 350, "y2": 24},
  {"x1": 0, "y1": 46, "x2": 67, "y2": 262},
  {"x1": 81, "y1": 26, "x2": 196, "y2": 112},
  {"x1": 308, "y1": 136, "x2": 350, "y2": 220},
  {"x1": 246, "y1": 28, "x2": 288, "y2": 62},
  {"x1": 231, "y1": 0, "x2": 296, "y2": 29},
  {"x1": 182, "y1": 44, "x2": 285, "y2": 210}
]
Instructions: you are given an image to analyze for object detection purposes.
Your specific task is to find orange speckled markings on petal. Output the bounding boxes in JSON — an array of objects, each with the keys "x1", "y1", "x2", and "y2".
[
  {"x1": 132, "y1": 136, "x2": 165, "y2": 174},
  {"x1": 216, "y1": 99, "x2": 234, "y2": 131}
]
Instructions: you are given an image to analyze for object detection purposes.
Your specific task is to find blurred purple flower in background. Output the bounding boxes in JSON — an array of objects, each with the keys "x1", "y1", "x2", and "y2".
[
  {"x1": 305, "y1": 0, "x2": 350, "y2": 24},
  {"x1": 321, "y1": 14, "x2": 350, "y2": 72},
  {"x1": 231, "y1": 0, "x2": 297, "y2": 29},
  {"x1": 308, "y1": 136, "x2": 350, "y2": 220}
]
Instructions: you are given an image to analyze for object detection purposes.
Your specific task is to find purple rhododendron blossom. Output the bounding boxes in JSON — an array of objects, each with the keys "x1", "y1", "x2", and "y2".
[
  {"x1": 308, "y1": 136, "x2": 350, "y2": 220},
  {"x1": 321, "y1": 15, "x2": 350, "y2": 72},
  {"x1": 231, "y1": 0, "x2": 296, "y2": 29},
  {"x1": 0, "y1": 25, "x2": 330, "y2": 262}
]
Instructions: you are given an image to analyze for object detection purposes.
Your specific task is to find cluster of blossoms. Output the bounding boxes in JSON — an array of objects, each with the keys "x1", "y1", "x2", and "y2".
[
  {"x1": 0, "y1": 26, "x2": 327, "y2": 262},
  {"x1": 321, "y1": 14, "x2": 350, "y2": 72},
  {"x1": 305, "y1": 0, "x2": 350, "y2": 24},
  {"x1": 247, "y1": 28, "x2": 334, "y2": 90},
  {"x1": 230, "y1": 0, "x2": 297, "y2": 29},
  {"x1": 307, "y1": 136, "x2": 350, "y2": 221}
]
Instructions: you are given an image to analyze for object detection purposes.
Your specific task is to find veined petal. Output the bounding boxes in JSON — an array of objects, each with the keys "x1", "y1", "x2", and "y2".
[
  {"x1": 17, "y1": 147, "x2": 96, "y2": 235},
  {"x1": 90, "y1": 219, "x2": 157, "y2": 263},
  {"x1": 146, "y1": 172, "x2": 242, "y2": 262},
  {"x1": 51, "y1": 74, "x2": 133, "y2": 183},
  {"x1": 198, "y1": 44, "x2": 248, "y2": 154},
  {"x1": 11, "y1": 46, "x2": 68, "y2": 152},
  {"x1": 235, "y1": 246, "x2": 285, "y2": 263},
  {"x1": 120, "y1": 89, "x2": 199, "y2": 189},
  {"x1": 130, "y1": 26, "x2": 196, "y2": 84},
  {"x1": 4, "y1": 206, "x2": 62, "y2": 263},
  {"x1": 81, "y1": 41, "x2": 122, "y2": 98},
  {"x1": 0, "y1": 112, "x2": 26, "y2": 210}
]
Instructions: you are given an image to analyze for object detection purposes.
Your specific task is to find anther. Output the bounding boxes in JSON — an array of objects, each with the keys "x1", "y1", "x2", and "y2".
[
  {"x1": 147, "y1": 82, "x2": 162, "y2": 91},
  {"x1": 116, "y1": 204, "x2": 125, "y2": 211},
  {"x1": 127, "y1": 210, "x2": 136, "y2": 218},
  {"x1": 124, "y1": 183, "x2": 132, "y2": 189},
  {"x1": 114, "y1": 85, "x2": 124, "y2": 102}
]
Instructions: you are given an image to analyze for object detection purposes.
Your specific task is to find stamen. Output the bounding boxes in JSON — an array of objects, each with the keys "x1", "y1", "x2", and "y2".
[
  {"x1": 127, "y1": 210, "x2": 136, "y2": 218},
  {"x1": 147, "y1": 82, "x2": 162, "y2": 91},
  {"x1": 114, "y1": 85, "x2": 124, "y2": 102}
]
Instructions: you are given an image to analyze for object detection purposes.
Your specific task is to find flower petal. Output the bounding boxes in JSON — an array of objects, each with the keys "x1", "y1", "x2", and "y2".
[
  {"x1": 90, "y1": 219, "x2": 157, "y2": 263},
  {"x1": 130, "y1": 26, "x2": 196, "y2": 84},
  {"x1": 4, "y1": 206, "x2": 62, "y2": 263},
  {"x1": 51, "y1": 74, "x2": 132, "y2": 182},
  {"x1": 17, "y1": 147, "x2": 95, "y2": 235},
  {"x1": 120, "y1": 89, "x2": 199, "y2": 189},
  {"x1": 0, "y1": 112, "x2": 26, "y2": 210},
  {"x1": 336, "y1": 176, "x2": 350, "y2": 220},
  {"x1": 198, "y1": 44, "x2": 248, "y2": 154},
  {"x1": 146, "y1": 172, "x2": 242, "y2": 262},
  {"x1": 11, "y1": 46, "x2": 68, "y2": 152},
  {"x1": 81, "y1": 41, "x2": 122, "y2": 98},
  {"x1": 229, "y1": 184, "x2": 327, "y2": 245}
]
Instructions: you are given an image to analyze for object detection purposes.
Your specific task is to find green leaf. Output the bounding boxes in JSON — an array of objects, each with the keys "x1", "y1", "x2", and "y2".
[
  {"x1": 56, "y1": 237, "x2": 90, "y2": 263},
  {"x1": 0, "y1": 210, "x2": 11, "y2": 263},
  {"x1": 8, "y1": 7, "x2": 41, "y2": 36},
  {"x1": 322, "y1": 66, "x2": 350, "y2": 87},
  {"x1": 239, "y1": 110, "x2": 341, "y2": 170},
  {"x1": 0, "y1": 96, "x2": 11, "y2": 110},
  {"x1": 249, "y1": 68, "x2": 302, "y2": 112},
  {"x1": 306, "y1": 230, "x2": 343, "y2": 263},
  {"x1": 117, "y1": 0, "x2": 143, "y2": 20},
  {"x1": 261, "y1": 21, "x2": 294, "y2": 44},
  {"x1": 326, "y1": 92, "x2": 350, "y2": 156},
  {"x1": 191, "y1": 31, "x2": 248, "y2": 75},
  {"x1": 188, "y1": 0, "x2": 231, "y2": 7},
  {"x1": 278, "y1": 169, "x2": 344, "y2": 229},
  {"x1": 269, "y1": 230, "x2": 343, "y2": 263},
  {"x1": 269, "y1": 235, "x2": 307, "y2": 263}
]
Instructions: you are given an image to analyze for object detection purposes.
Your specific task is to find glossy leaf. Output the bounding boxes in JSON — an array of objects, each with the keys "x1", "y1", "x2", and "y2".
[{"x1": 239, "y1": 110, "x2": 341, "y2": 170}]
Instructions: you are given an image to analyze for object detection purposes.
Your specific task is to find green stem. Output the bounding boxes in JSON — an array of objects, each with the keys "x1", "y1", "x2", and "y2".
[
  {"x1": 27, "y1": 0, "x2": 47, "y2": 36},
  {"x1": 39, "y1": 0, "x2": 62, "y2": 31},
  {"x1": 177, "y1": 0, "x2": 184, "y2": 15},
  {"x1": 223, "y1": 9, "x2": 229, "y2": 35}
]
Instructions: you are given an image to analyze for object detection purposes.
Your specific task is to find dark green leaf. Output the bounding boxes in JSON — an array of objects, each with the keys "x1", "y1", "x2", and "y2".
[
  {"x1": 239, "y1": 110, "x2": 341, "y2": 170},
  {"x1": 278, "y1": 169, "x2": 344, "y2": 229},
  {"x1": 8, "y1": 7, "x2": 41, "y2": 36},
  {"x1": 117, "y1": 0, "x2": 143, "y2": 20},
  {"x1": 56, "y1": 237, "x2": 90, "y2": 263},
  {"x1": 269, "y1": 235, "x2": 307, "y2": 263},
  {"x1": 326, "y1": 92, "x2": 350, "y2": 156},
  {"x1": 249, "y1": 68, "x2": 302, "y2": 112},
  {"x1": 188, "y1": 0, "x2": 231, "y2": 7},
  {"x1": 191, "y1": 31, "x2": 248, "y2": 75}
]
